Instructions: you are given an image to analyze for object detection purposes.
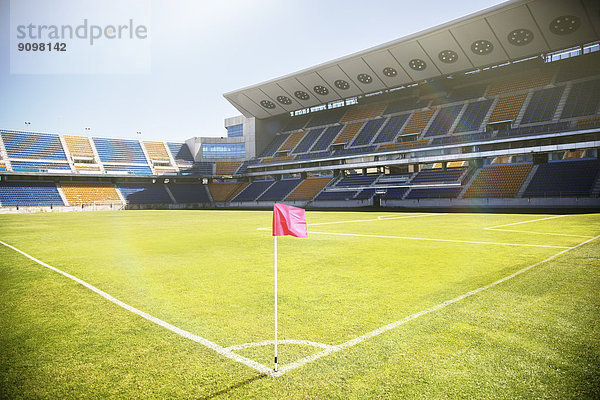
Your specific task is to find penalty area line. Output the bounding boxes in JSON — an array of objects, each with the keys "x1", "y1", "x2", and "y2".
[
  {"x1": 272, "y1": 233, "x2": 600, "y2": 377},
  {"x1": 308, "y1": 231, "x2": 570, "y2": 249},
  {"x1": 484, "y1": 215, "x2": 593, "y2": 238},
  {"x1": 486, "y1": 215, "x2": 568, "y2": 229},
  {"x1": 0, "y1": 240, "x2": 273, "y2": 376}
]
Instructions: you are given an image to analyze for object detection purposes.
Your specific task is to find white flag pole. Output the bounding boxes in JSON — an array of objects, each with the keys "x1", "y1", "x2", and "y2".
[{"x1": 274, "y1": 235, "x2": 278, "y2": 372}]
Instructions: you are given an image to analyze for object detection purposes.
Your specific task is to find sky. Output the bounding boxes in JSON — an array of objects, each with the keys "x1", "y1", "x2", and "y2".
[{"x1": 0, "y1": 0, "x2": 507, "y2": 142}]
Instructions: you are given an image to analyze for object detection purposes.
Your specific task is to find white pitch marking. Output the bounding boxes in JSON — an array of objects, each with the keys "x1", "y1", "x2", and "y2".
[
  {"x1": 486, "y1": 215, "x2": 568, "y2": 229},
  {"x1": 271, "y1": 233, "x2": 600, "y2": 377},
  {"x1": 484, "y1": 215, "x2": 593, "y2": 238},
  {"x1": 0, "y1": 240, "x2": 273, "y2": 376},
  {"x1": 256, "y1": 213, "x2": 445, "y2": 231},
  {"x1": 308, "y1": 231, "x2": 570, "y2": 249},
  {"x1": 308, "y1": 213, "x2": 444, "y2": 226},
  {"x1": 485, "y1": 228, "x2": 593, "y2": 238},
  {"x1": 226, "y1": 339, "x2": 334, "y2": 352}
]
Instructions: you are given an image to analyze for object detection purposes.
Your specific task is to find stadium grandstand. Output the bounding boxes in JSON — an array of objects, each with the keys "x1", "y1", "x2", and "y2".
[{"x1": 1, "y1": 0, "x2": 599, "y2": 212}]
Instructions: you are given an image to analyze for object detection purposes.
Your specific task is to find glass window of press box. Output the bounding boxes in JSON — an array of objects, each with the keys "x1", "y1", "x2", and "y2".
[
  {"x1": 227, "y1": 124, "x2": 243, "y2": 137},
  {"x1": 202, "y1": 143, "x2": 245, "y2": 159}
]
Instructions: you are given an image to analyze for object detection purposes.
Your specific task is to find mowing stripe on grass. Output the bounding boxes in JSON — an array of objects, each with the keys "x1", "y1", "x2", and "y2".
[
  {"x1": 0, "y1": 240, "x2": 273, "y2": 376},
  {"x1": 272, "y1": 233, "x2": 600, "y2": 377},
  {"x1": 308, "y1": 231, "x2": 570, "y2": 249}
]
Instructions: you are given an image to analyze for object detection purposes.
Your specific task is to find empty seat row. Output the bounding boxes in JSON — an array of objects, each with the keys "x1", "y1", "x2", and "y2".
[
  {"x1": 0, "y1": 181, "x2": 64, "y2": 206},
  {"x1": 1, "y1": 130, "x2": 67, "y2": 160}
]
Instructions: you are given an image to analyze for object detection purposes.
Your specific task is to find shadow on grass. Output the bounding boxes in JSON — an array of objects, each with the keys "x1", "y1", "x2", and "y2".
[{"x1": 199, "y1": 373, "x2": 267, "y2": 399}]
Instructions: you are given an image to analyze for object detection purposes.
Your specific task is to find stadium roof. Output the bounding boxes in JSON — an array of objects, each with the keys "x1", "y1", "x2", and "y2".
[{"x1": 224, "y1": 0, "x2": 600, "y2": 119}]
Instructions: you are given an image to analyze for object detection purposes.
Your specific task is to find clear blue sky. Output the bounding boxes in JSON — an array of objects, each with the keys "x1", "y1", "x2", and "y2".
[{"x1": 0, "y1": 0, "x2": 506, "y2": 141}]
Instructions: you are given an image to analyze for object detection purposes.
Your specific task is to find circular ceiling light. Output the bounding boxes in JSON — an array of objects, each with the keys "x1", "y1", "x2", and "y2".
[
  {"x1": 357, "y1": 73, "x2": 373, "y2": 84},
  {"x1": 313, "y1": 85, "x2": 329, "y2": 96},
  {"x1": 507, "y1": 28, "x2": 534, "y2": 46},
  {"x1": 277, "y1": 96, "x2": 292, "y2": 105},
  {"x1": 383, "y1": 67, "x2": 397, "y2": 77},
  {"x1": 260, "y1": 100, "x2": 276, "y2": 109},
  {"x1": 334, "y1": 79, "x2": 350, "y2": 90},
  {"x1": 549, "y1": 15, "x2": 581, "y2": 35},
  {"x1": 409, "y1": 58, "x2": 427, "y2": 71},
  {"x1": 471, "y1": 40, "x2": 494, "y2": 55},
  {"x1": 438, "y1": 50, "x2": 458, "y2": 63},
  {"x1": 294, "y1": 90, "x2": 310, "y2": 101}
]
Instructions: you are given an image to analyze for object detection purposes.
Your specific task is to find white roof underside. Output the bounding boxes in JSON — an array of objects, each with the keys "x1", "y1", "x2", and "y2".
[{"x1": 224, "y1": 0, "x2": 600, "y2": 119}]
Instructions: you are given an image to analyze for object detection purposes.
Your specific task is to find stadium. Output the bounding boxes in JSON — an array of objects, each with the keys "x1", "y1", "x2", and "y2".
[{"x1": 1, "y1": 0, "x2": 599, "y2": 398}]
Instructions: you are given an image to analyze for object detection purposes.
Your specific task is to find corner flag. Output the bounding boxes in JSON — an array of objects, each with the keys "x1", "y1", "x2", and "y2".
[
  {"x1": 272, "y1": 203, "x2": 308, "y2": 238},
  {"x1": 271, "y1": 203, "x2": 307, "y2": 373}
]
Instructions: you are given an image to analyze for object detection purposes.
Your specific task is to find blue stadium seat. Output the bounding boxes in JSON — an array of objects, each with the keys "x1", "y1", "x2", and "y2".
[
  {"x1": 523, "y1": 159, "x2": 600, "y2": 197},
  {"x1": 560, "y1": 79, "x2": 600, "y2": 119},
  {"x1": 118, "y1": 183, "x2": 173, "y2": 204},
  {"x1": 373, "y1": 114, "x2": 410, "y2": 144},
  {"x1": 380, "y1": 187, "x2": 409, "y2": 200},
  {"x1": 0, "y1": 181, "x2": 64, "y2": 206},
  {"x1": 354, "y1": 188, "x2": 376, "y2": 200},
  {"x1": 1, "y1": 130, "x2": 67, "y2": 160},
  {"x1": 168, "y1": 184, "x2": 211, "y2": 203},
  {"x1": 10, "y1": 161, "x2": 71, "y2": 172},
  {"x1": 231, "y1": 180, "x2": 275, "y2": 201},
  {"x1": 309, "y1": 125, "x2": 343, "y2": 152},
  {"x1": 93, "y1": 137, "x2": 148, "y2": 164},
  {"x1": 424, "y1": 104, "x2": 464, "y2": 137},
  {"x1": 520, "y1": 86, "x2": 565, "y2": 125},
  {"x1": 411, "y1": 168, "x2": 465, "y2": 184},
  {"x1": 167, "y1": 142, "x2": 195, "y2": 165},
  {"x1": 336, "y1": 174, "x2": 379, "y2": 187},
  {"x1": 315, "y1": 190, "x2": 358, "y2": 200},
  {"x1": 292, "y1": 128, "x2": 325, "y2": 154},
  {"x1": 351, "y1": 119, "x2": 385, "y2": 147},
  {"x1": 235, "y1": 159, "x2": 259, "y2": 175},
  {"x1": 259, "y1": 133, "x2": 290, "y2": 158},
  {"x1": 454, "y1": 99, "x2": 493, "y2": 133},
  {"x1": 257, "y1": 179, "x2": 302, "y2": 201}
]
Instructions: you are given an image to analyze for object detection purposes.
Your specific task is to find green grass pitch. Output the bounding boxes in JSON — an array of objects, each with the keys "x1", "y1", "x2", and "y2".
[{"x1": 1, "y1": 210, "x2": 599, "y2": 399}]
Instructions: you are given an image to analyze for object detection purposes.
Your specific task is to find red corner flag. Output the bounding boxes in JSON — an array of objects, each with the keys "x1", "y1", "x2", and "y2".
[{"x1": 272, "y1": 203, "x2": 307, "y2": 238}]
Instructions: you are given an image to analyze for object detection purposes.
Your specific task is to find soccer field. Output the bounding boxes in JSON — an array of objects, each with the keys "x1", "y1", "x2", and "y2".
[{"x1": 1, "y1": 210, "x2": 599, "y2": 399}]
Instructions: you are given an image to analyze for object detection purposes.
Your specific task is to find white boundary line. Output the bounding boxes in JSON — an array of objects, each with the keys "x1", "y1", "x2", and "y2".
[
  {"x1": 308, "y1": 231, "x2": 570, "y2": 249},
  {"x1": 484, "y1": 227, "x2": 593, "y2": 238},
  {"x1": 256, "y1": 213, "x2": 445, "y2": 231},
  {"x1": 484, "y1": 215, "x2": 593, "y2": 238},
  {"x1": 2, "y1": 213, "x2": 598, "y2": 378},
  {"x1": 271, "y1": 233, "x2": 600, "y2": 377},
  {"x1": 487, "y1": 215, "x2": 568, "y2": 228},
  {"x1": 308, "y1": 213, "x2": 447, "y2": 226},
  {"x1": 0, "y1": 240, "x2": 273, "y2": 376}
]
